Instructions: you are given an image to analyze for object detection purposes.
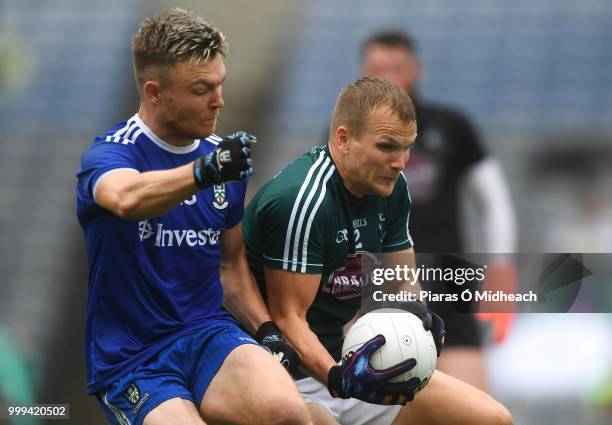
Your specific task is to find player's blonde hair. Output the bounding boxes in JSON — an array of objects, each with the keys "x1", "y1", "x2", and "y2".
[
  {"x1": 131, "y1": 8, "x2": 227, "y2": 94},
  {"x1": 330, "y1": 77, "x2": 416, "y2": 141}
]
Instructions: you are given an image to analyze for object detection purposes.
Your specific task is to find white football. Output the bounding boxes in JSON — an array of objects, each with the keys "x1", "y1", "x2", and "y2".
[{"x1": 342, "y1": 308, "x2": 437, "y2": 393}]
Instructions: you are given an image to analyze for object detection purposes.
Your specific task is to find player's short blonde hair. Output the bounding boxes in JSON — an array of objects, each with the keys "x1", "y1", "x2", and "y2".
[
  {"x1": 330, "y1": 77, "x2": 416, "y2": 140},
  {"x1": 131, "y1": 8, "x2": 227, "y2": 94}
]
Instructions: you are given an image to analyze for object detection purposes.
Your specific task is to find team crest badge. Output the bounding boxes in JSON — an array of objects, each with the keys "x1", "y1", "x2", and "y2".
[
  {"x1": 124, "y1": 383, "x2": 141, "y2": 405},
  {"x1": 213, "y1": 184, "x2": 229, "y2": 209}
]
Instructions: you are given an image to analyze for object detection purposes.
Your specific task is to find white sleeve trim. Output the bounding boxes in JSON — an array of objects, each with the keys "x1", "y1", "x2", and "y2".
[
  {"x1": 383, "y1": 238, "x2": 411, "y2": 248},
  {"x1": 263, "y1": 254, "x2": 323, "y2": 267},
  {"x1": 463, "y1": 158, "x2": 516, "y2": 254},
  {"x1": 92, "y1": 167, "x2": 140, "y2": 204}
]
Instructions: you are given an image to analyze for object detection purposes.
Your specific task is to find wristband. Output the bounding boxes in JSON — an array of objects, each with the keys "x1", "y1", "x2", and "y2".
[
  {"x1": 255, "y1": 321, "x2": 281, "y2": 342},
  {"x1": 327, "y1": 365, "x2": 345, "y2": 398}
]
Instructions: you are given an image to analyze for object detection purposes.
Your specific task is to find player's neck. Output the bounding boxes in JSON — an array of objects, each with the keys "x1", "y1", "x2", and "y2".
[
  {"x1": 328, "y1": 142, "x2": 366, "y2": 199},
  {"x1": 137, "y1": 106, "x2": 194, "y2": 147}
]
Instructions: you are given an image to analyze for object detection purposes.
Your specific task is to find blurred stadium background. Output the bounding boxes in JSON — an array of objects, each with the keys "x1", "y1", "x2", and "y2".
[{"x1": 0, "y1": 0, "x2": 611, "y2": 423}]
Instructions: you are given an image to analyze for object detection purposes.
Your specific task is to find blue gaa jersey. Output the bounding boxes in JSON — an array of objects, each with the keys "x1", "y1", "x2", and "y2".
[{"x1": 76, "y1": 114, "x2": 245, "y2": 394}]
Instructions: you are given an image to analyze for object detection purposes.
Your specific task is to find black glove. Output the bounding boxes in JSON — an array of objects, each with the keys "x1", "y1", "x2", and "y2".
[
  {"x1": 328, "y1": 334, "x2": 421, "y2": 405},
  {"x1": 193, "y1": 131, "x2": 255, "y2": 188},
  {"x1": 255, "y1": 321, "x2": 300, "y2": 375},
  {"x1": 398, "y1": 301, "x2": 446, "y2": 357}
]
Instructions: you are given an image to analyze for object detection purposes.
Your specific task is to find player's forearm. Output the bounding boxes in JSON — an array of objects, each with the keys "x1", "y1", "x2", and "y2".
[
  {"x1": 221, "y1": 261, "x2": 271, "y2": 334},
  {"x1": 111, "y1": 163, "x2": 198, "y2": 220},
  {"x1": 383, "y1": 248, "x2": 422, "y2": 294},
  {"x1": 274, "y1": 314, "x2": 337, "y2": 385}
]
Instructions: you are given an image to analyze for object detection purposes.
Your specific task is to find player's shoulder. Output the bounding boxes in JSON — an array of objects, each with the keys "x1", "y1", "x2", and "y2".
[
  {"x1": 264, "y1": 145, "x2": 335, "y2": 195},
  {"x1": 252, "y1": 145, "x2": 337, "y2": 214},
  {"x1": 94, "y1": 114, "x2": 145, "y2": 147},
  {"x1": 80, "y1": 116, "x2": 140, "y2": 164},
  {"x1": 81, "y1": 116, "x2": 142, "y2": 165},
  {"x1": 280, "y1": 144, "x2": 331, "y2": 174}
]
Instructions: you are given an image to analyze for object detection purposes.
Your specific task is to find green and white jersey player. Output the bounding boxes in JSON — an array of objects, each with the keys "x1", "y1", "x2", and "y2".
[
  {"x1": 243, "y1": 77, "x2": 513, "y2": 425},
  {"x1": 243, "y1": 143, "x2": 413, "y2": 365}
]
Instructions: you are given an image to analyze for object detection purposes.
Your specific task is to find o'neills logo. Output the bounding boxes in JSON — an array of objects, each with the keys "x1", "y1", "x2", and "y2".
[
  {"x1": 323, "y1": 251, "x2": 380, "y2": 300},
  {"x1": 138, "y1": 220, "x2": 220, "y2": 247}
]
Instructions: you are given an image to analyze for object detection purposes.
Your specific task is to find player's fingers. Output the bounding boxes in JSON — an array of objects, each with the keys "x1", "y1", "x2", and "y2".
[
  {"x1": 422, "y1": 311, "x2": 433, "y2": 331},
  {"x1": 380, "y1": 381, "x2": 419, "y2": 405},
  {"x1": 371, "y1": 357, "x2": 417, "y2": 380},
  {"x1": 225, "y1": 131, "x2": 256, "y2": 145},
  {"x1": 240, "y1": 133, "x2": 257, "y2": 144},
  {"x1": 359, "y1": 334, "x2": 386, "y2": 356},
  {"x1": 381, "y1": 392, "x2": 402, "y2": 405},
  {"x1": 393, "y1": 393, "x2": 406, "y2": 405},
  {"x1": 238, "y1": 157, "x2": 251, "y2": 168},
  {"x1": 238, "y1": 158, "x2": 253, "y2": 179},
  {"x1": 240, "y1": 168, "x2": 253, "y2": 180},
  {"x1": 429, "y1": 313, "x2": 446, "y2": 355},
  {"x1": 381, "y1": 377, "x2": 421, "y2": 403}
]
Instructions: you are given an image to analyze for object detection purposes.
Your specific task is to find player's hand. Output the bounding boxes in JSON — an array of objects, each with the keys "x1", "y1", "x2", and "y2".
[
  {"x1": 401, "y1": 301, "x2": 446, "y2": 356},
  {"x1": 255, "y1": 321, "x2": 300, "y2": 375},
  {"x1": 193, "y1": 131, "x2": 255, "y2": 188},
  {"x1": 476, "y1": 261, "x2": 517, "y2": 344},
  {"x1": 328, "y1": 334, "x2": 421, "y2": 405}
]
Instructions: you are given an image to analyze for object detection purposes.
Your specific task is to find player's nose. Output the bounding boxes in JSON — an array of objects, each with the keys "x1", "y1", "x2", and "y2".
[
  {"x1": 390, "y1": 152, "x2": 408, "y2": 171},
  {"x1": 210, "y1": 86, "x2": 224, "y2": 109}
]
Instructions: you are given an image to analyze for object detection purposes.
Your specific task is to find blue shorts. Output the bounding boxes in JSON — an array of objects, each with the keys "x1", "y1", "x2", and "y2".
[{"x1": 96, "y1": 322, "x2": 257, "y2": 425}]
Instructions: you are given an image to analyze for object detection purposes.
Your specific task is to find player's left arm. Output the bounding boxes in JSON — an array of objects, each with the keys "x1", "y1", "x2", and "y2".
[
  {"x1": 379, "y1": 246, "x2": 445, "y2": 356},
  {"x1": 380, "y1": 179, "x2": 445, "y2": 354},
  {"x1": 382, "y1": 246, "x2": 421, "y2": 293},
  {"x1": 220, "y1": 223, "x2": 300, "y2": 370},
  {"x1": 380, "y1": 176, "x2": 421, "y2": 294},
  {"x1": 220, "y1": 223, "x2": 271, "y2": 333},
  {"x1": 463, "y1": 158, "x2": 516, "y2": 256},
  {"x1": 463, "y1": 158, "x2": 518, "y2": 341},
  {"x1": 348, "y1": 247, "x2": 419, "y2": 331}
]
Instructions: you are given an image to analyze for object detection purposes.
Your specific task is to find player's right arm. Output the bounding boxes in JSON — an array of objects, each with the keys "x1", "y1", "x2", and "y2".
[
  {"x1": 95, "y1": 164, "x2": 198, "y2": 220},
  {"x1": 265, "y1": 266, "x2": 419, "y2": 405},
  {"x1": 264, "y1": 267, "x2": 337, "y2": 384},
  {"x1": 93, "y1": 132, "x2": 255, "y2": 220}
]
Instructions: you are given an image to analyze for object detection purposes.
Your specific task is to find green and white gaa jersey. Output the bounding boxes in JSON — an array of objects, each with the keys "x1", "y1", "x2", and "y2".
[{"x1": 243, "y1": 145, "x2": 413, "y2": 363}]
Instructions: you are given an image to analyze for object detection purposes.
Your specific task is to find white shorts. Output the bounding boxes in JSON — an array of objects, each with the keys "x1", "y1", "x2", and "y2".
[{"x1": 296, "y1": 377, "x2": 402, "y2": 425}]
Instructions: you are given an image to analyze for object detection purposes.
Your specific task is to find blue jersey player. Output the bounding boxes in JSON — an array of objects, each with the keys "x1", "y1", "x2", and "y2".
[{"x1": 76, "y1": 9, "x2": 310, "y2": 425}]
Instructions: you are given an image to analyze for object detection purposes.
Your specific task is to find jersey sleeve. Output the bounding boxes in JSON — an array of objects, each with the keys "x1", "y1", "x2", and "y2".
[
  {"x1": 76, "y1": 139, "x2": 140, "y2": 207},
  {"x1": 382, "y1": 174, "x2": 414, "y2": 252},
  {"x1": 257, "y1": 183, "x2": 328, "y2": 274},
  {"x1": 224, "y1": 181, "x2": 247, "y2": 229}
]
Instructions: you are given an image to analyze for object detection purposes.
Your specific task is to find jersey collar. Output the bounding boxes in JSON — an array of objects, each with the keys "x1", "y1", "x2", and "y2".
[{"x1": 133, "y1": 114, "x2": 201, "y2": 154}]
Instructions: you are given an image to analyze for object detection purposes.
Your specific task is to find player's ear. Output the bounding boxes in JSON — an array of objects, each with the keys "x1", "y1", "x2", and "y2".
[
  {"x1": 143, "y1": 80, "x2": 162, "y2": 104},
  {"x1": 335, "y1": 126, "x2": 350, "y2": 153}
]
